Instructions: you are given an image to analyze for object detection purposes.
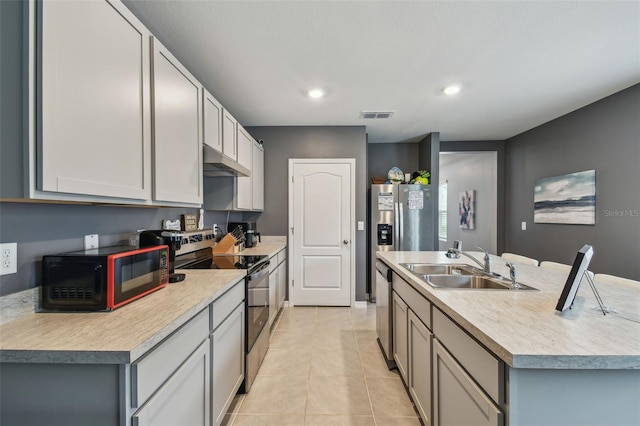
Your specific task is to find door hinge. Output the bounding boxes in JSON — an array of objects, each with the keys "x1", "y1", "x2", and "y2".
[
  {"x1": 290, "y1": 226, "x2": 294, "y2": 234},
  {"x1": 291, "y1": 176, "x2": 294, "y2": 183},
  {"x1": 292, "y1": 279, "x2": 294, "y2": 287}
]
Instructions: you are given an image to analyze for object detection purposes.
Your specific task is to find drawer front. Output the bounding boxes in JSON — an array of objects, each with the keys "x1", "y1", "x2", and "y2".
[
  {"x1": 212, "y1": 279, "x2": 244, "y2": 331},
  {"x1": 132, "y1": 307, "x2": 209, "y2": 407},
  {"x1": 392, "y1": 273, "x2": 431, "y2": 329},
  {"x1": 433, "y1": 308, "x2": 503, "y2": 404}
]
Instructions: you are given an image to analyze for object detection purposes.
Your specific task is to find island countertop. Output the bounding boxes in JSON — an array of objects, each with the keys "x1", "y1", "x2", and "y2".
[
  {"x1": 0, "y1": 269, "x2": 246, "y2": 364},
  {"x1": 377, "y1": 251, "x2": 640, "y2": 370}
]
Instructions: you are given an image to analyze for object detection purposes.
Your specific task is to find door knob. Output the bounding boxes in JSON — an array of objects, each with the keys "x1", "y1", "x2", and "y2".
[{"x1": 343, "y1": 239, "x2": 349, "y2": 245}]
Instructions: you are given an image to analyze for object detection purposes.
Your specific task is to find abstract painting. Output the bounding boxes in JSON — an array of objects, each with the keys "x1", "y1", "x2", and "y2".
[
  {"x1": 534, "y1": 170, "x2": 596, "y2": 225},
  {"x1": 459, "y1": 190, "x2": 475, "y2": 230}
]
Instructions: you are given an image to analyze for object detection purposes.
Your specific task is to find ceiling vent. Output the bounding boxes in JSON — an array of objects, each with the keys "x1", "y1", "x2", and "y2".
[{"x1": 360, "y1": 111, "x2": 394, "y2": 119}]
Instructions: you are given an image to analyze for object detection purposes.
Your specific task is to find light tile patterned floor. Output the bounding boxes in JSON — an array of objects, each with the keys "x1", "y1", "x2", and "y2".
[{"x1": 223, "y1": 306, "x2": 421, "y2": 426}]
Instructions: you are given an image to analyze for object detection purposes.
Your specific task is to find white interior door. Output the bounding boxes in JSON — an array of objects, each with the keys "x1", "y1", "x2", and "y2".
[{"x1": 289, "y1": 159, "x2": 355, "y2": 306}]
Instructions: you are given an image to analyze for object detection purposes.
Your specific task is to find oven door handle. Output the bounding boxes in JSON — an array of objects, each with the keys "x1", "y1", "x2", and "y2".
[{"x1": 248, "y1": 261, "x2": 270, "y2": 281}]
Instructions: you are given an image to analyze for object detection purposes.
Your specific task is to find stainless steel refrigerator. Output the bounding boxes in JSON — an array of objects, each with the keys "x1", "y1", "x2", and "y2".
[
  {"x1": 370, "y1": 183, "x2": 436, "y2": 286},
  {"x1": 371, "y1": 184, "x2": 435, "y2": 365}
]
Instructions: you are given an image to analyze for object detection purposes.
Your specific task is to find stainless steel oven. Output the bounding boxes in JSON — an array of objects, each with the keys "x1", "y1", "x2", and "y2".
[{"x1": 244, "y1": 260, "x2": 270, "y2": 392}]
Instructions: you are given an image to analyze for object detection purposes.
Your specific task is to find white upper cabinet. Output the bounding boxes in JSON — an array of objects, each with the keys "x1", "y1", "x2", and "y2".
[
  {"x1": 251, "y1": 141, "x2": 264, "y2": 211},
  {"x1": 236, "y1": 139, "x2": 263, "y2": 211},
  {"x1": 150, "y1": 37, "x2": 203, "y2": 205},
  {"x1": 236, "y1": 125, "x2": 253, "y2": 171},
  {"x1": 203, "y1": 90, "x2": 223, "y2": 154},
  {"x1": 222, "y1": 110, "x2": 238, "y2": 161},
  {"x1": 39, "y1": 0, "x2": 151, "y2": 201}
]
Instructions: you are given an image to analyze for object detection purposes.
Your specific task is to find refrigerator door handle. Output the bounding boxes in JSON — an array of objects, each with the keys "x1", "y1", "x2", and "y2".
[{"x1": 396, "y1": 201, "x2": 403, "y2": 248}]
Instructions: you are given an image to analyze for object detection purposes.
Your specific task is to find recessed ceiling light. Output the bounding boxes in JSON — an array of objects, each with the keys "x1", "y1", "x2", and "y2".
[
  {"x1": 307, "y1": 88, "x2": 324, "y2": 99},
  {"x1": 443, "y1": 85, "x2": 461, "y2": 95}
]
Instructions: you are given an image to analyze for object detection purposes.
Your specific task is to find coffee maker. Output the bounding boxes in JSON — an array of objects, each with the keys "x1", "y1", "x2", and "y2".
[
  {"x1": 228, "y1": 222, "x2": 261, "y2": 248},
  {"x1": 139, "y1": 230, "x2": 186, "y2": 283}
]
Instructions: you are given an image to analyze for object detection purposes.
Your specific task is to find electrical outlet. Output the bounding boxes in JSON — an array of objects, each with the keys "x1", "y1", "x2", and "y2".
[
  {"x1": 85, "y1": 234, "x2": 99, "y2": 250},
  {"x1": 521, "y1": 221, "x2": 527, "y2": 231},
  {"x1": 0, "y1": 242, "x2": 18, "y2": 275}
]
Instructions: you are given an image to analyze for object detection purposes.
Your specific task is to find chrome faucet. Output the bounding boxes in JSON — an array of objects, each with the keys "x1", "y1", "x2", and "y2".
[
  {"x1": 447, "y1": 246, "x2": 492, "y2": 274},
  {"x1": 506, "y1": 262, "x2": 520, "y2": 289}
]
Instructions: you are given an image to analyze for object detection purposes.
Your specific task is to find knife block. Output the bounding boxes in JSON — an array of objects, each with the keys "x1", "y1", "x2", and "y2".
[{"x1": 213, "y1": 233, "x2": 239, "y2": 254}]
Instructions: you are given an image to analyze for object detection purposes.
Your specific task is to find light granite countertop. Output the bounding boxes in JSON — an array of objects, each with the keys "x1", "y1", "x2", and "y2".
[
  {"x1": 0, "y1": 238, "x2": 287, "y2": 365},
  {"x1": 239, "y1": 236, "x2": 287, "y2": 257},
  {"x1": 0, "y1": 270, "x2": 245, "y2": 364},
  {"x1": 377, "y1": 251, "x2": 640, "y2": 370}
]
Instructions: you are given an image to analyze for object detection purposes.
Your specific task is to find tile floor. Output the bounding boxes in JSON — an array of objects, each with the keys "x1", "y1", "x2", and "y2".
[{"x1": 223, "y1": 306, "x2": 421, "y2": 426}]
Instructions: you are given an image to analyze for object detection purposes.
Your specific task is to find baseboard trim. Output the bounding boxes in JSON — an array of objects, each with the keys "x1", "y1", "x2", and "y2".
[{"x1": 353, "y1": 301, "x2": 368, "y2": 309}]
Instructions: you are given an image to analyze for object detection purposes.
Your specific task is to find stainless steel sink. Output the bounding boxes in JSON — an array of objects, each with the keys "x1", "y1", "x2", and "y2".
[
  {"x1": 424, "y1": 274, "x2": 538, "y2": 291},
  {"x1": 400, "y1": 263, "x2": 482, "y2": 276}
]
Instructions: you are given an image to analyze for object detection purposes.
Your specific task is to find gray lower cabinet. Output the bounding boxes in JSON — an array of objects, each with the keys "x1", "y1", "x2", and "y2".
[
  {"x1": 210, "y1": 279, "x2": 245, "y2": 426},
  {"x1": 408, "y1": 309, "x2": 432, "y2": 425},
  {"x1": 133, "y1": 340, "x2": 210, "y2": 426},
  {"x1": 392, "y1": 291, "x2": 409, "y2": 382},
  {"x1": 268, "y1": 260, "x2": 278, "y2": 328},
  {"x1": 392, "y1": 272, "x2": 502, "y2": 426},
  {"x1": 268, "y1": 249, "x2": 287, "y2": 328},
  {"x1": 432, "y1": 339, "x2": 503, "y2": 426},
  {"x1": 276, "y1": 257, "x2": 287, "y2": 311},
  {"x1": 211, "y1": 302, "x2": 245, "y2": 426}
]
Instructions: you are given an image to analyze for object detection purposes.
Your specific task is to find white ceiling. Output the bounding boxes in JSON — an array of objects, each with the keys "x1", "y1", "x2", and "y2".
[{"x1": 122, "y1": 0, "x2": 640, "y2": 143}]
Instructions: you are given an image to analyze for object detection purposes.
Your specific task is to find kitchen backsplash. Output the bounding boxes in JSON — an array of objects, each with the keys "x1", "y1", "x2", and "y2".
[{"x1": 0, "y1": 202, "x2": 245, "y2": 297}]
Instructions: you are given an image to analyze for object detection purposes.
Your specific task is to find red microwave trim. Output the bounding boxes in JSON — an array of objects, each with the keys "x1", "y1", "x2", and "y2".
[{"x1": 106, "y1": 245, "x2": 170, "y2": 310}]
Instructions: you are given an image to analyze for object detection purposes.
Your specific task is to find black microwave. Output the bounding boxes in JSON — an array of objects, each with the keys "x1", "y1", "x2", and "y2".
[{"x1": 42, "y1": 245, "x2": 169, "y2": 311}]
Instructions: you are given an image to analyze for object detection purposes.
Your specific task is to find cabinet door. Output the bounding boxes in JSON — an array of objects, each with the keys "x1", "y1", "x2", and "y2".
[
  {"x1": 133, "y1": 340, "x2": 210, "y2": 426},
  {"x1": 268, "y1": 268, "x2": 278, "y2": 328},
  {"x1": 40, "y1": 0, "x2": 151, "y2": 200},
  {"x1": 408, "y1": 310, "x2": 432, "y2": 425},
  {"x1": 251, "y1": 141, "x2": 265, "y2": 211},
  {"x1": 222, "y1": 110, "x2": 237, "y2": 161},
  {"x1": 392, "y1": 292, "x2": 408, "y2": 382},
  {"x1": 151, "y1": 37, "x2": 202, "y2": 205},
  {"x1": 212, "y1": 303, "x2": 245, "y2": 426},
  {"x1": 433, "y1": 339, "x2": 503, "y2": 426},
  {"x1": 236, "y1": 126, "x2": 252, "y2": 170},
  {"x1": 277, "y1": 259, "x2": 287, "y2": 310},
  {"x1": 203, "y1": 89, "x2": 223, "y2": 154}
]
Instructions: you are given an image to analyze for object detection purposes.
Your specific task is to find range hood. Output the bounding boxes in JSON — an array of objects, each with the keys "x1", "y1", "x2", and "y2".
[{"x1": 203, "y1": 145, "x2": 250, "y2": 177}]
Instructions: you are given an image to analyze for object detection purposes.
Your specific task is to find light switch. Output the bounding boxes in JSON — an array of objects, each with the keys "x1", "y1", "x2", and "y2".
[
  {"x1": 85, "y1": 234, "x2": 99, "y2": 250},
  {"x1": 521, "y1": 221, "x2": 527, "y2": 231},
  {"x1": 357, "y1": 221, "x2": 365, "y2": 231}
]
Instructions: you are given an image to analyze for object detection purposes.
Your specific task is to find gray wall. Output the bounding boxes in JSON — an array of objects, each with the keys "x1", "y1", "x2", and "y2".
[
  {"x1": 0, "y1": 202, "x2": 240, "y2": 296},
  {"x1": 0, "y1": 0, "x2": 26, "y2": 198},
  {"x1": 368, "y1": 142, "x2": 419, "y2": 182},
  {"x1": 246, "y1": 126, "x2": 368, "y2": 301},
  {"x1": 439, "y1": 152, "x2": 498, "y2": 254},
  {"x1": 505, "y1": 84, "x2": 640, "y2": 280}
]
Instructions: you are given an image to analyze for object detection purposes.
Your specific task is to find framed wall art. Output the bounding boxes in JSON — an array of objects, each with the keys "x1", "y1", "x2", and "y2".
[
  {"x1": 534, "y1": 170, "x2": 596, "y2": 225},
  {"x1": 459, "y1": 190, "x2": 475, "y2": 230}
]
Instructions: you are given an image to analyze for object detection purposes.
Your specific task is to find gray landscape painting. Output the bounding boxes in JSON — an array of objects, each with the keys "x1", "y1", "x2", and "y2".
[{"x1": 534, "y1": 170, "x2": 596, "y2": 224}]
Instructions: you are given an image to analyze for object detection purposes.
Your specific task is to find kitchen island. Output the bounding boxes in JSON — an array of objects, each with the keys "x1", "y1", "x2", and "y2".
[{"x1": 377, "y1": 251, "x2": 640, "y2": 426}]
